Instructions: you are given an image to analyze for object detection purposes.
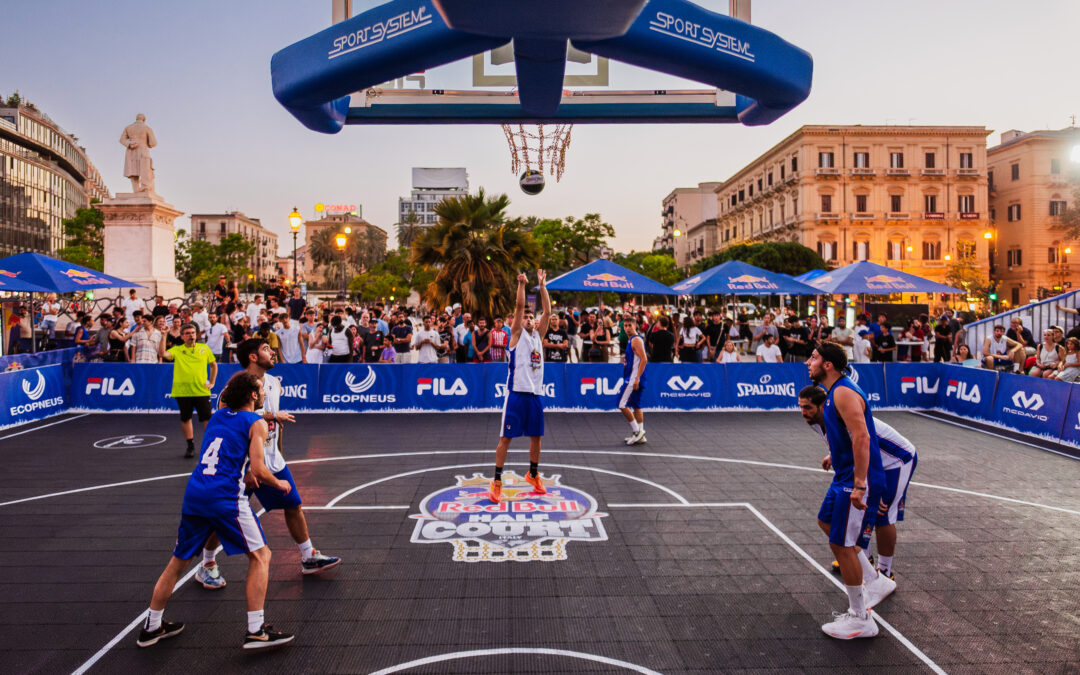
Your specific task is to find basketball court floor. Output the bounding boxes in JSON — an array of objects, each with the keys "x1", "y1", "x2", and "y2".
[{"x1": 2, "y1": 410, "x2": 1078, "y2": 674}]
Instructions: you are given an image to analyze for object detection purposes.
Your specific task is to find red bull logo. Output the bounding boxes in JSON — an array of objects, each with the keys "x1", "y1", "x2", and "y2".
[
  {"x1": 583, "y1": 272, "x2": 631, "y2": 289},
  {"x1": 60, "y1": 268, "x2": 109, "y2": 285},
  {"x1": 0, "y1": 269, "x2": 17, "y2": 278},
  {"x1": 865, "y1": 274, "x2": 905, "y2": 284},
  {"x1": 409, "y1": 472, "x2": 607, "y2": 562},
  {"x1": 728, "y1": 274, "x2": 769, "y2": 284}
]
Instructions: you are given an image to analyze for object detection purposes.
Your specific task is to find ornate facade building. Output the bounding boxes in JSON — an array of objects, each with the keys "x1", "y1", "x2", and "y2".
[
  {"x1": 986, "y1": 127, "x2": 1080, "y2": 307},
  {"x1": 189, "y1": 211, "x2": 280, "y2": 285},
  {"x1": 0, "y1": 99, "x2": 110, "y2": 256}
]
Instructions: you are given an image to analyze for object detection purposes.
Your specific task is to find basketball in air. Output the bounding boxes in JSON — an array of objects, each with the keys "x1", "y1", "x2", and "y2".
[{"x1": 519, "y1": 170, "x2": 545, "y2": 195}]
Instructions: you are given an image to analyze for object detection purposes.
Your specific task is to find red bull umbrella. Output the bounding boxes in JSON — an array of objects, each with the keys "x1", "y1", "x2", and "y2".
[
  {"x1": 805, "y1": 260, "x2": 963, "y2": 294},
  {"x1": 672, "y1": 260, "x2": 820, "y2": 295},
  {"x1": 0, "y1": 252, "x2": 144, "y2": 293},
  {"x1": 544, "y1": 259, "x2": 676, "y2": 295}
]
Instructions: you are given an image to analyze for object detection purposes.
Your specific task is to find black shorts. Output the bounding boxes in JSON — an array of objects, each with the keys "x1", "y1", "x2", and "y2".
[{"x1": 176, "y1": 396, "x2": 212, "y2": 422}]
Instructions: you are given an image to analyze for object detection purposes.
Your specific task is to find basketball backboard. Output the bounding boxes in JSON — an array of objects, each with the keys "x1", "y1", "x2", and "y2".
[{"x1": 332, "y1": 0, "x2": 751, "y2": 124}]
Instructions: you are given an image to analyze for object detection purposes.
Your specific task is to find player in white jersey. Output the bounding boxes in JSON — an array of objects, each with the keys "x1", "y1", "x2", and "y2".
[
  {"x1": 799, "y1": 385, "x2": 917, "y2": 599},
  {"x1": 197, "y1": 339, "x2": 340, "y2": 589},
  {"x1": 489, "y1": 270, "x2": 552, "y2": 502}
]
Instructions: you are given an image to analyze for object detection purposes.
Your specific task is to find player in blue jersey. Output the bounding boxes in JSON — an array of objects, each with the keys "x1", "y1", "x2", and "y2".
[
  {"x1": 196, "y1": 339, "x2": 340, "y2": 589},
  {"x1": 489, "y1": 270, "x2": 552, "y2": 502},
  {"x1": 136, "y1": 372, "x2": 295, "y2": 651},
  {"x1": 618, "y1": 316, "x2": 648, "y2": 445},
  {"x1": 805, "y1": 342, "x2": 887, "y2": 640},
  {"x1": 799, "y1": 385, "x2": 916, "y2": 602}
]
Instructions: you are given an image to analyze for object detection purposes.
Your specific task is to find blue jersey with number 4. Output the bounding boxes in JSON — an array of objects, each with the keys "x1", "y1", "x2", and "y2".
[{"x1": 182, "y1": 409, "x2": 262, "y2": 513}]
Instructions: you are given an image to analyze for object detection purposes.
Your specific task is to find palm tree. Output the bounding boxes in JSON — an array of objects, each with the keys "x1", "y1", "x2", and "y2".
[{"x1": 411, "y1": 189, "x2": 542, "y2": 318}]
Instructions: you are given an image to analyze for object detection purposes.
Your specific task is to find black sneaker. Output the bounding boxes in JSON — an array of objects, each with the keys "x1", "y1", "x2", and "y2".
[
  {"x1": 300, "y1": 550, "x2": 342, "y2": 575},
  {"x1": 184, "y1": 446, "x2": 195, "y2": 458},
  {"x1": 136, "y1": 620, "x2": 185, "y2": 647},
  {"x1": 243, "y1": 623, "x2": 294, "y2": 650}
]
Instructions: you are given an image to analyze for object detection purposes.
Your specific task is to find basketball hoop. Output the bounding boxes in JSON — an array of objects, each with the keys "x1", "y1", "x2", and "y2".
[{"x1": 501, "y1": 122, "x2": 573, "y2": 182}]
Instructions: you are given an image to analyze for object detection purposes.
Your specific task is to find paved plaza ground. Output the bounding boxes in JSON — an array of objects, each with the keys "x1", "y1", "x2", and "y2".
[{"x1": 1, "y1": 410, "x2": 1078, "y2": 674}]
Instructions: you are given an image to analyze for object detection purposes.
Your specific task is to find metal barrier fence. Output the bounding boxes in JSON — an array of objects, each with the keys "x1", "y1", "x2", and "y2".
[{"x1": 965, "y1": 289, "x2": 1080, "y2": 355}]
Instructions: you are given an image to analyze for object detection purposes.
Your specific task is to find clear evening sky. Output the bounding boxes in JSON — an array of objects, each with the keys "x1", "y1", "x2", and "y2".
[{"x1": 3, "y1": 1, "x2": 1078, "y2": 254}]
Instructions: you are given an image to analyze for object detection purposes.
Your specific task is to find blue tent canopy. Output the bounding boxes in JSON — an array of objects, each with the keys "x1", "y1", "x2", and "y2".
[
  {"x1": 545, "y1": 259, "x2": 675, "y2": 295},
  {"x1": 0, "y1": 264, "x2": 52, "y2": 293},
  {"x1": 793, "y1": 268, "x2": 828, "y2": 283},
  {"x1": 0, "y1": 252, "x2": 144, "y2": 293},
  {"x1": 671, "y1": 260, "x2": 820, "y2": 296},
  {"x1": 805, "y1": 261, "x2": 963, "y2": 294}
]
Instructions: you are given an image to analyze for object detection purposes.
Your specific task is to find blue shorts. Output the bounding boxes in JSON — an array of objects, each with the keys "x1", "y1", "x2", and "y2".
[
  {"x1": 617, "y1": 379, "x2": 644, "y2": 410},
  {"x1": 249, "y1": 466, "x2": 303, "y2": 511},
  {"x1": 817, "y1": 481, "x2": 884, "y2": 548},
  {"x1": 501, "y1": 391, "x2": 544, "y2": 438},
  {"x1": 173, "y1": 498, "x2": 266, "y2": 559},
  {"x1": 877, "y1": 455, "x2": 916, "y2": 526}
]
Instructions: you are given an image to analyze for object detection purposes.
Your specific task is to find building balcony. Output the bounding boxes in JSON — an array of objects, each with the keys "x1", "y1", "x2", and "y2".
[
  {"x1": 814, "y1": 167, "x2": 841, "y2": 178},
  {"x1": 921, "y1": 168, "x2": 945, "y2": 177},
  {"x1": 956, "y1": 168, "x2": 980, "y2": 178},
  {"x1": 885, "y1": 168, "x2": 910, "y2": 177},
  {"x1": 923, "y1": 260, "x2": 946, "y2": 268},
  {"x1": 923, "y1": 212, "x2": 945, "y2": 220},
  {"x1": 816, "y1": 212, "x2": 841, "y2": 222},
  {"x1": 852, "y1": 212, "x2": 876, "y2": 220},
  {"x1": 887, "y1": 212, "x2": 911, "y2": 220},
  {"x1": 1049, "y1": 173, "x2": 1072, "y2": 186},
  {"x1": 850, "y1": 168, "x2": 876, "y2": 178}
]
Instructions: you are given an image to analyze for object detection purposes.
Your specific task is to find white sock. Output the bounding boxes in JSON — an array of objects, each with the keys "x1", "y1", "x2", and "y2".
[
  {"x1": 247, "y1": 609, "x2": 265, "y2": 633},
  {"x1": 638, "y1": 422, "x2": 644, "y2": 433},
  {"x1": 298, "y1": 539, "x2": 315, "y2": 560},
  {"x1": 845, "y1": 584, "x2": 867, "y2": 617},
  {"x1": 202, "y1": 548, "x2": 216, "y2": 565},
  {"x1": 876, "y1": 554, "x2": 894, "y2": 576},
  {"x1": 857, "y1": 550, "x2": 878, "y2": 582},
  {"x1": 145, "y1": 608, "x2": 163, "y2": 632},
  {"x1": 629, "y1": 421, "x2": 640, "y2": 433}
]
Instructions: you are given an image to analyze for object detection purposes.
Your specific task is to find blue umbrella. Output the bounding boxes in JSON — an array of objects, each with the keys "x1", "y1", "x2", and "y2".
[
  {"x1": 0, "y1": 266, "x2": 52, "y2": 293},
  {"x1": 794, "y1": 268, "x2": 829, "y2": 283},
  {"x1": 671, "y1": 260, "x2": 820, "y2": 295},
  {"x1": 805, "y1": 260, "x2": 963, "y2": 294},
  {"x1": 0, "y1": 252, "x2": 144, "y2": 293},
  {"x1": 545, "y1": 259, "x2": 676, "y2": 295}
]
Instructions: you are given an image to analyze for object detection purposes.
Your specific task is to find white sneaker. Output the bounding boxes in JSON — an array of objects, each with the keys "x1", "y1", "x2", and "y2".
[
  {"x1": 625, "y1": 430, "x2": 646, "y2": 446},
  {"x1": 195, "y1": 561, "x2": 226, "y2": 590},
  {"x1": 863, "y1": 572, "x2": 897, "y2": 608},
  {"x1": 821, "y1": 609, "x2": 878, "y2": 639}
]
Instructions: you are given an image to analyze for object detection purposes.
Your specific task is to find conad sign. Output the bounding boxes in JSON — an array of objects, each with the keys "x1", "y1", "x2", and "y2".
[{"x1": 315, "y1": 202, "x2": 360, "y2": 215}]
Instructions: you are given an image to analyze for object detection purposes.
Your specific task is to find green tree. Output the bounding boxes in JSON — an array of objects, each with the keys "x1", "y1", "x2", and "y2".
[
  {"x1": 531, "y1": 213, "x2": 615, "y2": 273},
  {"x1": 945, "y1": 255, "x2": 989, "y2": 304},
  {"x1": 410, "y1": 189, "x2": 542, "y2": 318},
  {"x1": 613, "y1": 250, "x2": 681, "y2": 286},
  {"x1": 692, "y1": 242, "x2": 828, "y2": 276},
  {"x1": 57, "y1": 205, "x2": 105, "y2": 271},
  {"x1": 396, "y1": 209, "x2": 423, "y2": 251},
  {"x1": 173, "y1": 230, "x2": 256, "y2": 290},
  {"x1": 350, "y1": 271, "x2": 406, "y2": 303}
]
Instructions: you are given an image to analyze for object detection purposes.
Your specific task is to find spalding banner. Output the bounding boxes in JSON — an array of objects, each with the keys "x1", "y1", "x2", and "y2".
[
  {"x1": 725, "y1": 363, "x2": 810, "y2": 409},
  {"x1": 483, "y1": 362, "x2": 564, "y2": 409},
  {"x1": 847, "y1": 363, "x2": 886, "y2": 406},
  {"x1": 0, "y1": 365, "x2": 67, "y2": 429}
]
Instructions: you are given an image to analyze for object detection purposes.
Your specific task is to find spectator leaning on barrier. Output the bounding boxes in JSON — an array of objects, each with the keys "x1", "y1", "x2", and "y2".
[
  {"x1": 379, "y1": 336, "x2": 396, "y2": 363},
  {"x1": 851, "y1": 329, "x2": 873, "y2": 364},
  {"x1": 932, "y1": 315, "x2": 953, "y2": 363},
  {"x1": 705, "y1": 309, "x2": 726, "y2": 361},
  {"x1": 872, "y1": 323, "x2": 897, "y2": 363},
  {"x1": 93, "y1": 314, "x2": 113, "y2": 361},
  {"x1": 130, "y1": 313, "x2": 163, "y2": 364},
  {"x1": 73, "y1": 315, "x2": 94, "y2": 359},
  {"x1": 784, "y1": 316, "x2": 812, "y2": 363},
  {"x1": 159, "y1": 322, "x2": 218, "y2": 458},
  {"x1": 488, "y1": 316, "x2": 508, "y2": 362},
  {"x1": 1029, "y1": 329, "x2": 1064, "y2": 378},
  {"x1": 716, "y1": 339, "x2": 740, "y2": 363}
]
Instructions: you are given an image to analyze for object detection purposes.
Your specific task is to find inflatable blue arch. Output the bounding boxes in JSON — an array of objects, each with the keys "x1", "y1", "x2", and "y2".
[{"x1": 271, "y1": 0, "x2": 813, "y2": 133}]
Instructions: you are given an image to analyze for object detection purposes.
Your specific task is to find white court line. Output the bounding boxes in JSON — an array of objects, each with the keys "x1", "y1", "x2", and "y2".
[
  {"x1": 908, "y1": 410, "x2": 1080, "y2": 462},
  {"x1": 325, "y1": 461, "x2": 691, "y2": 507},
  {"x1": 70, "y1": 542, "x2": 227, "y2": 675},
  {"x1": 0, "y1": 472, "x2": 190, "y2": 508},
  {"x1": 608, "y1": 501, "x2": 947, "y2": 675},
  {"x1": 369, "y1": 647, "x2": 664, "y2": 675},
  {"x1": 0, "y1": 412, "x2": 88, "y2": 440},
  {"x1": 304, "y1": 505, "x2": 409, "y2": 510}
]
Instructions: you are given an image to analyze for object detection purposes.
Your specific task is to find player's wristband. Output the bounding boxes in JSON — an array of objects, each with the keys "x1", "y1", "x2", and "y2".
[{"x1": 852, "y1": 486, "x2": 867, "y2": 491}]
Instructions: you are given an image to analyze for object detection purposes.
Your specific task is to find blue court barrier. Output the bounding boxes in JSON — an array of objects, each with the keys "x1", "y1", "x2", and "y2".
[
  {"x1": 25, "y1": 360, "x2": 1080, "y2": 452},
  {"x1": 0, "y1": 364, "x2": 68, "y2": 429},
  {"x1": 0, "y1": 347, "x2": 80, "y2": 373}
]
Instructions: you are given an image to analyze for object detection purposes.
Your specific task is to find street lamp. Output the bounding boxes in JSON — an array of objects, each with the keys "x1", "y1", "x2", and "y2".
[
  {"x1": 335, "y1": 232, "x2": 348, "y2": 299},
  {"x1": 288, "y1": 207, "x2": 302, "y2": 286}
]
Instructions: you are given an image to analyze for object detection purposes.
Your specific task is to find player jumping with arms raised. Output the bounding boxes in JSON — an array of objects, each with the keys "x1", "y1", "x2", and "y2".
[
  {"x1": 136, "y1": 371, "x2": 294, "y2": 650},
  {"x1": 805, "y1": 342, "x2": 886, "y2": 639},
  {"x1": 489, "y1": 270, "x2": 552, "y2": 502},
  {"x1": 619, "y1": 316, "x2": 648, "y2": 445}
]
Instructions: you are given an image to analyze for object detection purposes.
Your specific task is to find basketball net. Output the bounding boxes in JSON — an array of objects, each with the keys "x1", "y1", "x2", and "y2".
[{"x1": 501, "y1": 123, "x2": 573, "y2": 181}]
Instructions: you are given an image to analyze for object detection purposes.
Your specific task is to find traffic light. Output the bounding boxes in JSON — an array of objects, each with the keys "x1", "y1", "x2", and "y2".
[{"x1": 989, "y1": 292, "x2": 998, "y2": 301}]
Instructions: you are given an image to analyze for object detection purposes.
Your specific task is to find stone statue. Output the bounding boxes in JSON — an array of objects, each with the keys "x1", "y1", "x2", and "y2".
[{"x1": 119, "y1": 114, "x2": 157, "y2": 193}]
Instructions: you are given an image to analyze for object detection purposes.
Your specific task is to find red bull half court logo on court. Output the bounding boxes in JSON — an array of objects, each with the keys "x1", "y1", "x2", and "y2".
[
  {"x1": 583, "y1": 273, "x2": 632, "y2": 290},
  {"x1": 409, "y1": 472, "x2": 608, "y2": 562}
]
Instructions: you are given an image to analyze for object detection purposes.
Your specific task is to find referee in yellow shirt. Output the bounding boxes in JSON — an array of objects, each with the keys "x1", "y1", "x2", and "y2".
[{"x1": 159, "y1": 322, "x2": 218, "y2": 457}]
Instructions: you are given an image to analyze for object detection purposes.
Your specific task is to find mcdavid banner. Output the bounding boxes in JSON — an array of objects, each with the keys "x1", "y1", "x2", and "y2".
[
  {"x1": 725, "y1": 363, "x2": 810, "y2": 410},
  {"x1": 937, "y1": 364, "x2": 997, "y2": 421},
  {"x1": 885, "y1": 362, "x2": 940, "y2": 409},
  {"x1": 847, "y1": 363, "x2": 886, "y2": 406},
  {"x1": 990, "y1": 371, "x2": 1070, "y2": 440},
  {"x1": 1058, "y1": 386, "x2": 1080, "y2": 448},
  {"x1": 639, "y1": 363, "x2": 725, "y2": 410},
  {"x1": 0, "y1": 364, "x2": 67, "y2": 429}
]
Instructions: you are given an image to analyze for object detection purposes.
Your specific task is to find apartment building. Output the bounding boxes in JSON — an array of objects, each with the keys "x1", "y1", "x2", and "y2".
[{"x1": 189, "y1": 211, "x2": 279, "y2": 285}]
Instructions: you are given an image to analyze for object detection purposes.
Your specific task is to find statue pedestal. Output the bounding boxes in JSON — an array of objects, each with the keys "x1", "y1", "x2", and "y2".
[{"x1": 100, "y1": 192, "x2": 185, "y2": 299}]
